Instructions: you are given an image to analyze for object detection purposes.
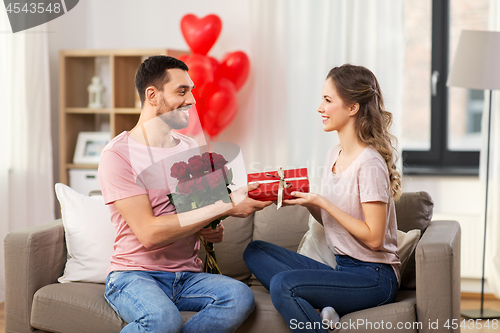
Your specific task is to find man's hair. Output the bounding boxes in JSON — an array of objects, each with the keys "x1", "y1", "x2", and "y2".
[{"x1": 135, "y1": 55, "x2": 189, "y2": 107}]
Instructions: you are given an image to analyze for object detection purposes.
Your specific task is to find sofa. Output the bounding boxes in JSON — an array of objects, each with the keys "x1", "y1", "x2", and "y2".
[{"x1": 4, "y1": 191, "x2": 461, "y2": 333}]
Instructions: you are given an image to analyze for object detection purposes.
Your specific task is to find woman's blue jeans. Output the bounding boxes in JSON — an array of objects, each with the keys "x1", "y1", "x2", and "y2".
[
  {"x1": 243, "y1": 240, "x2": 398, "y2": 333},
  {"x1": 105, "y1": 270, "x2": 255, "y2": 333}
]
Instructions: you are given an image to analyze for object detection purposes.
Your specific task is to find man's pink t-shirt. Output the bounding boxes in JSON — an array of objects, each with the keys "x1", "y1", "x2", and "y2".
[
  {"x1": 321, "y1": 145, "x2": 401, "y2": 283},
  {"x1": 98, "y1": 131, "x2": 203, "y2": 274}
]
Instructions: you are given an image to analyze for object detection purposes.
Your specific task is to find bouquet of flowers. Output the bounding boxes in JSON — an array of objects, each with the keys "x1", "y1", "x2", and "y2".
[{"x1": 168, "y1": 152, "x2": 234, "y2": 274}]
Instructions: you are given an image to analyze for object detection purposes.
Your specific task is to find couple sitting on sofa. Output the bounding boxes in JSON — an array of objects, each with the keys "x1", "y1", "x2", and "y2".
[{"x1": 97, "y1": 55, "x2": 401, "y2": 333}]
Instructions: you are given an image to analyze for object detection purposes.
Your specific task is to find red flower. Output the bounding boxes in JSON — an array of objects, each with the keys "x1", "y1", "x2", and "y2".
[
  {"x1": 193, "y1": 176, "x2": 208, "y2": 191},
  {"x1": 178, "y1": 178, "x2": 195, "y2": 195},
  {"x1": 201, "y1": 152, "x2": 212, "y2": 170},
  {"x1": 188, "y1": 155, "x2": 207, "y2": 176},
  {"x1": 213, "y1": 153, "x2": 228, "y2": 169},
  {"x1": 202, "y1": 152, "x2": 228, "y2": 171},
  {"x1": 171, "y1": 161, "x2": 190, "y2": 180},
  {"x1": 206, "y1": 171, "x2": 225, "y2": 189}
]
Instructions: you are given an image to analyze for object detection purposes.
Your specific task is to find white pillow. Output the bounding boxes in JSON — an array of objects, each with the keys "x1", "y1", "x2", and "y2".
[
  {"x1": 397, "y1": 228, "x2": 421, "y2": 274},
  {"x1": 297, "y1": 216, "x2": 421, "y2": 275},
  {"x1": 297, "y1": 216, "x2": 337, "y2": 268},
  {"x1": 55, "y1": 183, "x2": 115, "y2": 283}
]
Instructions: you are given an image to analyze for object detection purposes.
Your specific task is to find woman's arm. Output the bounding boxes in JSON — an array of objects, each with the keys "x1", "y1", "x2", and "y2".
[
  {"x1": 306, "y1": 205, "x2": 324, "y2": 225},
  {"x1": 283, "y1": 198, "x2": 323, "y2": 225},
  {"x1": 285, "y1": 192, "x2": 387, "y2": 251}
]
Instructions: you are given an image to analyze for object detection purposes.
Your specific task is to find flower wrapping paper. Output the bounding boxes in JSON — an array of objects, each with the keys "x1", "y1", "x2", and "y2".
[{"x1": 247, "y1": 168, "x2": 309, "y2": 201}]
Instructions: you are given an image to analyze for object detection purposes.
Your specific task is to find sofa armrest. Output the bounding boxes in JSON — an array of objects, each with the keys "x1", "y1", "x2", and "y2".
[
  {"x1": 4, "y1": 219, "x2": 66, "y2": 333},
  {"x1": 415, "y1": 220, "x2": 461, "y2": 333}
]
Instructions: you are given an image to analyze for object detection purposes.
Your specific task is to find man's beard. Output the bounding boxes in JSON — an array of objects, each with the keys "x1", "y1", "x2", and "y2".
[{"x1": 156, "y1": 98, "x2": 190, "y2": 130}]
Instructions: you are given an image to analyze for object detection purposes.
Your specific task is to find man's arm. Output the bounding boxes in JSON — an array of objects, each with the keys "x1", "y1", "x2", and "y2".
[{"x1": 114, "y1": 182, "x2": 271, "y2": 249}]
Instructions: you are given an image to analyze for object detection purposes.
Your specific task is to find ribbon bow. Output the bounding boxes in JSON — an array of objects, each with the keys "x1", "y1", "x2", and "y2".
[{"x1": 265, "y1": 167, "x2": 292, "y2": 209}]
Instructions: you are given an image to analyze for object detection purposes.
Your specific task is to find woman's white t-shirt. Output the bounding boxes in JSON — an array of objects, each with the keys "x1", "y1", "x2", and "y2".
[{"x1": 320, "y1": 145, "x2": 401, "y2": 283}]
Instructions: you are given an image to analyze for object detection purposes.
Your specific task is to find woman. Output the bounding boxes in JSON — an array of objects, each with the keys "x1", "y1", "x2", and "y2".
[{"x1": 243, "y1": 64, "x2": 402, "y2": 332}]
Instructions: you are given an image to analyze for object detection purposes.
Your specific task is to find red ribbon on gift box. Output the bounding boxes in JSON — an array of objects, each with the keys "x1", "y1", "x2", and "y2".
[{"x1": 247, "y1": 167, "x2": 309, "y2": 209}]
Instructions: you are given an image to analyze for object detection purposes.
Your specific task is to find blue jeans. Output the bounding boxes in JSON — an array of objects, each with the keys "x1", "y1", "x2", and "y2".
[
  {"x1": 105, "y1": 270, "x2": 255, "y2": 333},
  {"x1": 243, "y1": 240, "x2": 398, "y2": 333}
]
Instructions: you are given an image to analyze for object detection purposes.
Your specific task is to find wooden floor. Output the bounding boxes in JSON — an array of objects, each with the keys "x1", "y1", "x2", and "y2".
[
  {"x1": 0, "y1": 296, "x2": 497, "y2": 332},
  {"x1": 0, "y1": 303, "x2": 3, "y2": 333},
  {"x1": 460, "y1": 294, "x2": 500, "y2": 332}
]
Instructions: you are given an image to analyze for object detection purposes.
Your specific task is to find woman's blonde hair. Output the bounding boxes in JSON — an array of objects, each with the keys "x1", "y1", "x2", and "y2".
[{"x1": 327, "y1": 64, "x2": 402, "y2": 200}]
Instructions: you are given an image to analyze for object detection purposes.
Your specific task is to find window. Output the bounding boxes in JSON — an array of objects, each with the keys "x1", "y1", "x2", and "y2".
[{"x1": 401, "y1": 0, "x2": 489, "y2": 175}]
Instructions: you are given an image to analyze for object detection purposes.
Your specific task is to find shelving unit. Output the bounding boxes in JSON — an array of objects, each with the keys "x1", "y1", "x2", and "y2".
[{"x1": 59, "y1": 48, "x2": 188, "y2": 185}]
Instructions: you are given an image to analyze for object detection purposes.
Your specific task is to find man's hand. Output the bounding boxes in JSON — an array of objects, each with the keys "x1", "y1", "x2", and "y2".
[
  {"x1": 198, "y1": 223, "x2": 225, "y2": 243},
  {"x1": 227, "y1": 182, "x2": 272, "y2": 218}
]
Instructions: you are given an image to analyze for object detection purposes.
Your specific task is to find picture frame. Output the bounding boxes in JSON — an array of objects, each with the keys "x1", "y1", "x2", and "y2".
[{"x1": 73, "y1": 132, "x2": 111, "y2": 165}]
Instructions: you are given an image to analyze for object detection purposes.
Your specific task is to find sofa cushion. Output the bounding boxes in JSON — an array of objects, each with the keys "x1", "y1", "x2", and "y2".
[
  {"x1": 336, "y1": 290, "x2": 417, "y2": 333},
  {"x1": 242, "y1": 286, "x2": 292, "y2": 333},
  {"x1": 395, "y1": 191, "x2": 433, "y2": 233},
  {"x1": 31, "y1": 283, "x2": 290, "y2": 333},
  {"x1": 32, "y1": 283, "x2": 281, "y2": 333},
  {"x1": 198, "y1": 214, "x2": 254, "y2": 282},
  {"x1": 394, "y1": 191, "x2": 434, "y2": 289},
  {"x1": 297, "y1": 217, "x2": 421, "y2": 277},
  {"x1": 245, "y1": 287, "x2": 417, "y2": 333},
  {"x1": 253, "y1": 204, "x2": 309, "y2": 251},
  {"x1": 397, "y1": 229, "x2": 421, "y2": 276},
  {"x1": 31, "y1": 283, "x2": 124, "y2": 333},
  {"x1": 297, "y1": 216, "x2": 337, "y2": 268},
  {"x1": 54, "y1": 183, "x2": 115, "y2": 284}
]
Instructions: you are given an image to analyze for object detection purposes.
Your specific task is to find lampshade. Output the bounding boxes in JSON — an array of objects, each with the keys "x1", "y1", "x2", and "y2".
[{"x1": 447, "y1": 30, "x2": 500, "y2": 90}]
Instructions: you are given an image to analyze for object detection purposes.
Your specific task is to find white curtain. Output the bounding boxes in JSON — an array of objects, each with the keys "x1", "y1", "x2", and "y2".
[
  {"x1": 486, "y1": 0, "x2": 500, "y2": 300},
  {"x1": 0, "y1": 14, "x2": 55, "y2": 300},
  {"x1": 246, "y1": 0, "x2": 405, "y2": 192}
]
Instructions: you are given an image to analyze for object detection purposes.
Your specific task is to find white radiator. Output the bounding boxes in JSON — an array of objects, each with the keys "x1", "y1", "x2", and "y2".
[{"x1": 432, "y1": 213, "x2": 483, "y2": 279}]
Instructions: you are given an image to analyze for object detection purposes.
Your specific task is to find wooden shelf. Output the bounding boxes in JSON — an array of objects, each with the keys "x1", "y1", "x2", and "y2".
[
  {"x1": 59, "y1": 48, "x2": 189, "y2": 185},
  {"x1": 60, "y1": 48, "x2": 168, "y2": 57},
  {"x1": 67, "y1": 163, "x2": 99, "y2": 169},
  {"x1": 114, "y1": 108, "x2": 142, "y2": 114},
  {"x1": 66, "y1": 107, "x2": 112, "y2": 114},
  {"x1": 65, "y1": 108, "x2": 141, "y2": 115}
]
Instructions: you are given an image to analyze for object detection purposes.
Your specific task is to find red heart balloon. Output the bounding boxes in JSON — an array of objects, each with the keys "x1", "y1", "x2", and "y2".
[
  {"x1": 217, "y1": 51, "x2": 250, "y2": 91},
  {"x1": 208, "y1": 56, "x2": 220, "y2": 76},
  {"x1": 177, "y1": 54, "x2": 189, "y2": 63},
  {"x1": 200, "y1": 78, "x2": 238, "y2": 138},
  {"x1": 182, "y1": 54, "x2": 214, "y2": 97},
  {"x1": 181, "y1": 14, "x2": 222, "y2": 55}
]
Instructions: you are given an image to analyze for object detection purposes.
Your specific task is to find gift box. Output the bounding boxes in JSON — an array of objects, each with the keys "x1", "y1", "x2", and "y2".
[{"x1": 247, "y1": 168, "x2": 309, "y2": 202}]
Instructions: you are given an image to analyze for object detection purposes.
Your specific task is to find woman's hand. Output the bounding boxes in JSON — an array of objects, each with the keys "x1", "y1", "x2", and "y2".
[
  {"x1": 283, "y1": 192, "x2": 325, "y2": 225},
  {"x1": 283, "y1": 192, "x2": 324, "y2": 208},
  {"x1": 198, "y1": 223, "x2": 225, "y2": 243}
]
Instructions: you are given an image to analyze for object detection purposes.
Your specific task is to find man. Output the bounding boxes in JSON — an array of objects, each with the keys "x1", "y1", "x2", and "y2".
[{"x1": 98, "y1": 55, "x2": 271, "y2": 333}]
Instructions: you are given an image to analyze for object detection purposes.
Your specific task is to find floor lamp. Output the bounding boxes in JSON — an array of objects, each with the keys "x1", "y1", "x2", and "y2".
[{"x1": 447, "y1": 30, "x2": 500, "y2": 320}]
